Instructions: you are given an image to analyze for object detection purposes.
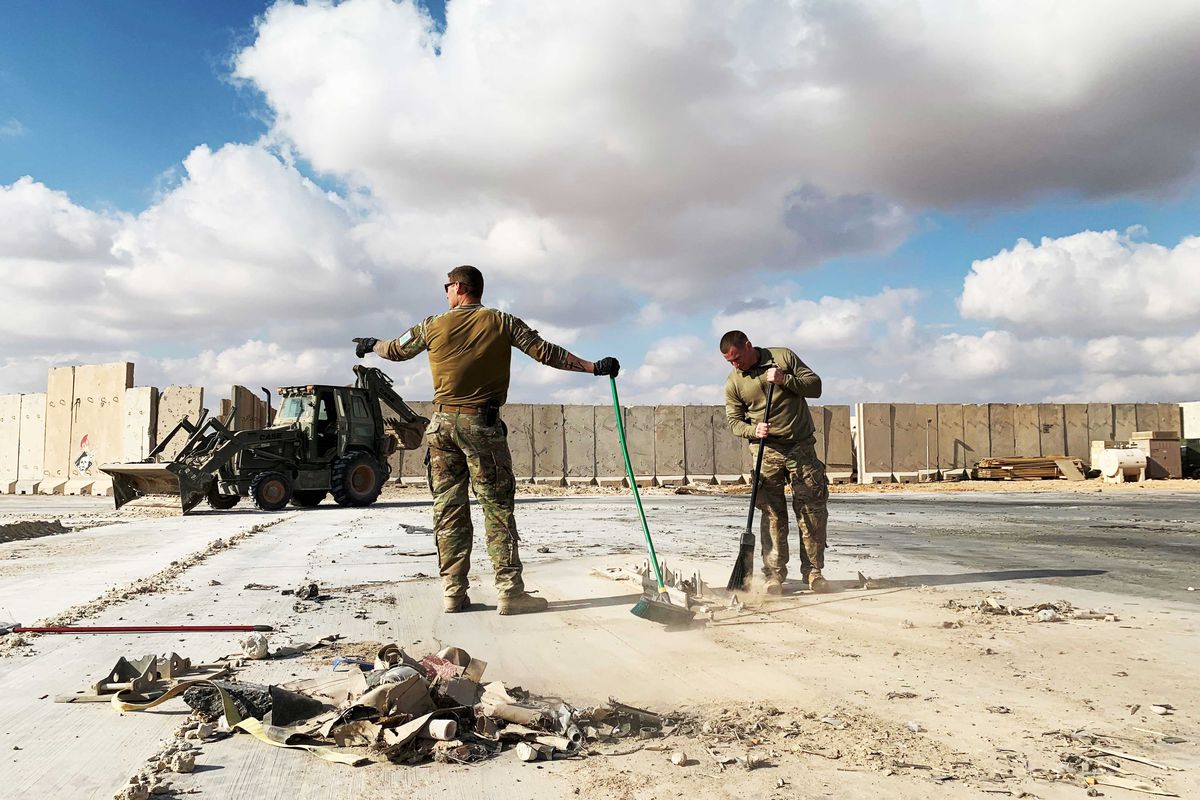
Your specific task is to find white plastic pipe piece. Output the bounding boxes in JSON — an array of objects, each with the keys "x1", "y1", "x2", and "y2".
[{"x1": 423, "y1": 719, "x2": 457, "y2": 741}]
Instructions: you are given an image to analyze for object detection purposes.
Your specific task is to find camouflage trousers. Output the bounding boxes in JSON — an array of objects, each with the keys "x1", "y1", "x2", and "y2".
[
  {"x1": 752, "y1": 437, "x2": 829, "y2": 585},
  {"x1": 425, "y1": 411, "x2": 524, "y2": 601}
]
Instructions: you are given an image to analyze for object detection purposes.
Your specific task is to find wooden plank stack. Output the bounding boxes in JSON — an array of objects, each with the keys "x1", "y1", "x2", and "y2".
[{"x1": 974, "y1": 455, "x2": 1085, "y2": 480}]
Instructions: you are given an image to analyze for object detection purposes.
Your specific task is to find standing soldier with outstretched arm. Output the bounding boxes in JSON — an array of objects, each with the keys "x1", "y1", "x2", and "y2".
[
  {"x1": 720, "y1": 330, "x2": 830, "y2": 594},
  {"x1": 354, "y1": 265, "x2": 619, "y2": 615}
]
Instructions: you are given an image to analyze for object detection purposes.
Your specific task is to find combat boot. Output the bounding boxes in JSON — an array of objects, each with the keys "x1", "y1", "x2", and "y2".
[
  {"x1": 764, "y1": 576, "x2": 784, "y2": 595},
  {"x1": 444, "y1": 594, "x2": 472, "y2": 613},
  {"x1": 497, "y1": 592, "x2": 548, "y2": 615},
  {"x1": 809, "y1": 575, "x2": 832, "y2": 594}
]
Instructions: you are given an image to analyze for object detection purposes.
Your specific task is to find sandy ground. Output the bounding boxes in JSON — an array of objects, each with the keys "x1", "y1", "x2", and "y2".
[{"x1": 0, "y1": 480, "x2": 1196, "y2": 799}]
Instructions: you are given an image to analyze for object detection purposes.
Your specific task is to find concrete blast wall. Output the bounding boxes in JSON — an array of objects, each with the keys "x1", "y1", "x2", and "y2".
[
  {"x1": 2, "y1": 362, "x2": 1192, "y2": 490},
  {"x1": 40, "y1": 367, "x2": 75, "y2": 494},
  {"x1": 66, "y1": 362, "x2": 134, "y2": 495},
  {"x1": 856, "y1": 402, "x2": 1185, "y2": 484},
  {"x1": 0, "y1": 394, "x2": 20, "y2": 493},
  {"x1": 155, "y1": 386, "x2": 203, "y2": 462},
  {"x1": 389, "y1": 402, "x2": 853, "y2": 488},
  {"x1": 15, "y1": 393, "x2": 46, "y2": 494},
  {"x1": 123, "y1": 387, "x2": 159, "y2": 461}
]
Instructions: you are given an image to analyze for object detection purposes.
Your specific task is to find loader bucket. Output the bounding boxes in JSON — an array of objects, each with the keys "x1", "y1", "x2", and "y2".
[{"x1": 99, "y1": 463, "x2": 213, "y2": 515}]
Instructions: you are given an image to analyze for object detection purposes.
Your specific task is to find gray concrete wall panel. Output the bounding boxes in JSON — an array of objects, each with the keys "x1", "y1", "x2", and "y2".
[
  {"x1": 1134, "y1": 403, "x2": 1159, "y2": 433},
  {"x1": 1135, "y1": 403, "x2": 1159, "y2": 433},
  {"x1": 683, "y1": 405, "x2": 715, "y2": 484},
  {"x1": 856, "y1": 403, "x2": 893, "y2": 480},
  {"x1": 1063, "y1": 404, "x2": 1089, "y2": 460},
  {"x1": 1087, "y1": 403, "x2": 1114, "y2": 446},
  {"x1": 1013, "y1": 404, "x2": 1041, "y2": 457},
  {"x1": 825, "y1": 405, "x2": 853, "y2": 476},
  {"x1": 564, "y1": 405, "x2": 595, "y2": 484},
  {"x1": 825, "y1": 405, "x2": 852, "y2": 479},
  {"x1": 1114, "y1": 404, "x2": 1136, "y2": 441},
  {"x1": 626, "y1": 406, "x2": 655, "y2": 481},
  {"x1": 155, "y1": 386, "x2": 203, "y2": 462},
  {"x1": 937, "y1": 404, "x2": 965, "y2": 471},
  {"x1": 231, "y1": 385, "x2": 258, "y2": 431},
  {"x1": 1157, "y1": 403, "x2": 1181, "y2": 436},
  {"x1": 16, "y1": 393, "x2": 46, "y2": 491},
  {"x1": 653, "y1": 405, "x2": 685, "y2": 483},
  {"x1": 890, "y1": 404, "x2": 920, "y2": 472},
  {"x1": 713, "y1": 407, "x2": 744, "y2": 481},
  {"x1": 892, "y1": 403, "x2": 937, "y2": 474},
  {"x1": 594, "y1": 404, "x2": 623, "y2": 482},
  {"x1": 532, "y1": 405, "x2": 565, "y2": 484},
  {"x1": 122, "y1": 387, "x2": 158, "y2": 462},
  {"x1": 1037, "y1": 403, "x2": 1066, "y2": 457},
  {"x1": 988, "y1": 404, "x2": 1016, "y2": 458},
  {"x1": 67, "y1": 362, "x2": 134, "y2": 494},
  {"x1": 962, "y1": 404, "x2": 990, "y2": 467},
  {"x1": 503, "y1": 404, "x2": 534, "y2": 481},
  {"x1": 0, "y1": 394, "x2": 20, "y2": 491},
  {"x1": 808, "y1": 405, "x2": 827, "y2": 463},
  {"x1": 41, "y1": 366, "x2": 75, "y2": 492}
]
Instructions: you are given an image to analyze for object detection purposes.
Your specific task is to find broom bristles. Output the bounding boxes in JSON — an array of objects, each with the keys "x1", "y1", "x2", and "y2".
[{"x1": 726, "y1": 550, "x2": 752, "y2": 590}]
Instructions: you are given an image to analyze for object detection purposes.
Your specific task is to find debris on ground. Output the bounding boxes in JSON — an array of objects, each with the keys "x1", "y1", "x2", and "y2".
[
  {"x1": 93, "y1": 641, "x2": 693, "y2": 769},
  {"x1": 113, "y1": 713, "x2": 215, "y2": 799},
  {"x1": 1037, "y1": 729, "x2": 1185, "y2": 795},
  {"x1": 54, "y1": 652, "x2": 229, "y2": 704},
  {"x1": 946, "y1": 596, "x2": 1120, "y2": 622},
  {"x1": 240, "y1": 632, "x2": 270, "y2": 660}
]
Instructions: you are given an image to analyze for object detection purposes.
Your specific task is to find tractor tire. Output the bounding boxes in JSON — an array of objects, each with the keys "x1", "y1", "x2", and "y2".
[
  {"x1": 290, "y1": 489, "x2": 328, "y2": 508},
  {"x1": 206, "y1": 481, "x2": 241, "y2": 510},
  {"x1": 331, "y1": 452, "x2": 384, "y2": 507},
  {"x1": 250, "y1": 471, "x2": 293, "y2": 512}
]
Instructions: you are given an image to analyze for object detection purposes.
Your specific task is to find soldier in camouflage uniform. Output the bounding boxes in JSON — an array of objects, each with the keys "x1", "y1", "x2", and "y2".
[
  {"x1": 354, "y1": 265, "x2": 619, "y2": 615},
  {"x1": 721, "y1": 330, "x2": 830, "y2": 595}
]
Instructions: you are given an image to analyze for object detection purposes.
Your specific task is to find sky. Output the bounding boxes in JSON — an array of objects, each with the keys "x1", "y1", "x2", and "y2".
[{"x1": 2, "y1": 0, "x2": 1200, "y2": 408}]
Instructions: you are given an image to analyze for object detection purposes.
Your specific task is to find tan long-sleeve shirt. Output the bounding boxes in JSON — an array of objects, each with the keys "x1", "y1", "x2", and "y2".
[
  {"x1": 373, "y1": 304, "x2": 571, "y2": 406},
  {"x1": 724, "y1": 346, "x2": 822, "y2": 444}
]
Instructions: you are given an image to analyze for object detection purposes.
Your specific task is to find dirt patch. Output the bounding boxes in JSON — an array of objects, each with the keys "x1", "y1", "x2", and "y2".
[{"x1": 0, "y1": 519, "x2": 71, "y2": 544}]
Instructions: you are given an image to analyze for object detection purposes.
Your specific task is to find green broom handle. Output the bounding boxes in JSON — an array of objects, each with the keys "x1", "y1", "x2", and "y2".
[{"x1": 609, "y1": 376, "x2": 666, "y2": 591}]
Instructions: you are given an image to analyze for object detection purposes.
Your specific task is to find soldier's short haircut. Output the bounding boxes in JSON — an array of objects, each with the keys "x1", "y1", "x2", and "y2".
[
  {"x1": 719, "y1": 330, "x2": 749, "y2": 352},
  {"x1": 448, "y1": 265, "x2": 484, "y2": 298}
]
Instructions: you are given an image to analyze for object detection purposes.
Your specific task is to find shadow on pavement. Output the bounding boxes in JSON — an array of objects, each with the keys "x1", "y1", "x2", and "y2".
[
  {"x1": 823, "y1": 567, "x2": 1106, "y2": 592},
  {"x1": 545, "y1": 592, "x2": 643, "y2": 613}
]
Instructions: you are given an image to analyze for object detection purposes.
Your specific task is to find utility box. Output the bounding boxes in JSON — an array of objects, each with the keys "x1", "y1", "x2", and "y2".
[{"x1": 1130, "y1": 431, "x2": 1181, "y2": 479}]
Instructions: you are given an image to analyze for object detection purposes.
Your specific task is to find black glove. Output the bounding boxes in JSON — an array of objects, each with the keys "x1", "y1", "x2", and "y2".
[
  {"x1": 592, "y1": 356, "x2": 620, "y2": 378},
  {"x1": 353, "y1": 337, "x2": 379, "y2": 359}
]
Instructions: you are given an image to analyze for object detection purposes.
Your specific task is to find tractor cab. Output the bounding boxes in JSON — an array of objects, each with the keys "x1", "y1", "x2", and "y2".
[{"x1": 275, "y1": 385, "x2": 344, "y2": 460}]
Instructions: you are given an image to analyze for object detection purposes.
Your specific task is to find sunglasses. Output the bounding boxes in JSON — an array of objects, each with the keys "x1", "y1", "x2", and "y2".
[{"x1": 444, "y1": 281, "x2": 459, "y2": 292}]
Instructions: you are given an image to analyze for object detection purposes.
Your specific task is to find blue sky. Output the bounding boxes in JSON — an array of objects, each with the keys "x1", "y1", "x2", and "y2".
[{"x1": 2, "y1": 1, "x2": 1199, "y2": 406}]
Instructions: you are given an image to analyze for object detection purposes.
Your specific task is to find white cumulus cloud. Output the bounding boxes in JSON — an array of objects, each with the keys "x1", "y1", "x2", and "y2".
[{"x1": 961, "y1": 230, "x2": 1200, "y2": 337}]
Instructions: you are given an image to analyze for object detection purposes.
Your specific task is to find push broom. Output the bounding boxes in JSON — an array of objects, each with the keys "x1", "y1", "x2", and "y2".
[
  {"x1": 726, "y1": 382, "x2": 775, "y2": 591},
  {"x1": 608, "y1": 376, "x2": 695, "y2": 626}
]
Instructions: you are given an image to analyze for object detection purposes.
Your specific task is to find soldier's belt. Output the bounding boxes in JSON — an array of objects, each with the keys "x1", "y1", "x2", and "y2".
[{"x1": 435, "y1": 403, "x2": 484, "y2": 415}]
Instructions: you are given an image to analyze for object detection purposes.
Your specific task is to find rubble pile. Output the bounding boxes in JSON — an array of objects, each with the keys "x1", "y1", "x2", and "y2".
[
  {"x1": 945, "y1": 596, "x2": 1119, "y2": 623},
  {"x1": 175, "y1": 643, "x2": 685, "y2": 767}
]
